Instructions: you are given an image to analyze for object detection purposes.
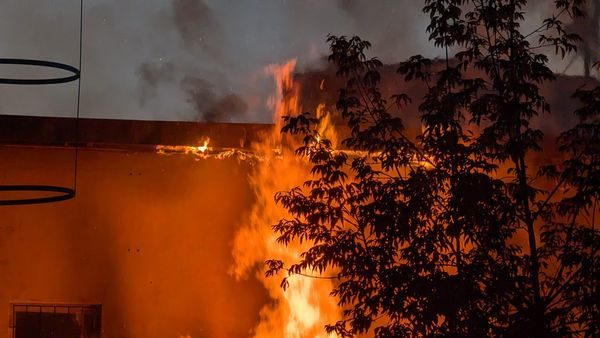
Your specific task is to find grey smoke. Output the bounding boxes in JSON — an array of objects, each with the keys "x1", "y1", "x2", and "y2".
[
  {"x1": 172, "y1": 0, "x2": 224, "y2": 59},
  {"x1": 338, "y1": 0, "x2": 357, "y2": 12},
  {"x1": 203, "y1": 94, "x2": 247, "y2": 122},
  {"x1": 0, "y1": 0, "x2": 596, "y2": 122},
  {"x1": 132, "y1": 0, "x2": 433, "y2": 122},
  {"x1": 180, "y1": 76, "x2": 247, "y2": 122},
  {"x1": 137, "y1": 61, "x2": 175, "y2": 106},
  {"x1": 135, "y1": 0, "x2": 244, "y2": 122}
]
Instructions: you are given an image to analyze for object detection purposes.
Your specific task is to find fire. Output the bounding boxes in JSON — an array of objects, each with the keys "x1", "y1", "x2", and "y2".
[
  {"x1": 316, "y1": 103, "x2": 338, "y2": 147},
  {"x1": 197, "y1": 138, "x2": 210, "y2": 153},
  {"x1": 231, "y1": 59, "x2": 342, "y2": 338},
  {"x1": 155, "y1": 143, "x2": 265, "y2": 163},
  {"x1": 153, "y1": 58, "x2": 342, "y2": 337},
  {"x1": 155, "y1": 137, "x2": 211, "y2": 157}
]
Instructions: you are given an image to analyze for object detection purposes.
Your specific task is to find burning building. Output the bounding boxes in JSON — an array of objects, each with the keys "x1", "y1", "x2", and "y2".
[
  {"x1": 0, "y1": 60, "x2": 345, "y2": 338},
  {"x1": 0, "y1": 54, "x2": 597, "y2": 338},
  {"x1": 0, "y1": 0, "x2": 598, "y2": 336},
  {"x1": 0, "y1": 114, "x2": 274, "y2": 338}
]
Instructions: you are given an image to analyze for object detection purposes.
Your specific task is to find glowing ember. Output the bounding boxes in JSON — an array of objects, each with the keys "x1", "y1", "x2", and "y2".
[
  {"x1": 155, "y1": 144, "x2": 268, "y2": 163},
  {"x1": 198, "y1": 138, "x2": 210, "y2": 153}
]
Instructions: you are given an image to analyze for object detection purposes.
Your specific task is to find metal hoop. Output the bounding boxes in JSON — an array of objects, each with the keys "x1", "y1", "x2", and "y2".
[
  {"x1": 0, "y1": 185, "x2": 75, "y2": 206},
  {"x1": 0, "y1": 0, "x2": 83, "y2": 206},
  {"x1": 0, "y1": 58, "x2": 80, "y2": 85}
]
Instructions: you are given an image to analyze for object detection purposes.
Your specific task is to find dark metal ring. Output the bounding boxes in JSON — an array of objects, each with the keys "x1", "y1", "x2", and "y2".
[
  {"x1": 0, "y1": 185, "x2": 75, "y2": 206},
  {"x1": 0, "y1": 58, "x2": 80, "y2": 85}
]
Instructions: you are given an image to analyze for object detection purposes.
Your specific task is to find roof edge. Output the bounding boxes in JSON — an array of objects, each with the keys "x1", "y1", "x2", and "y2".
[{"x1": 0, "y1": 115, "x2": 274, "y2": 150}]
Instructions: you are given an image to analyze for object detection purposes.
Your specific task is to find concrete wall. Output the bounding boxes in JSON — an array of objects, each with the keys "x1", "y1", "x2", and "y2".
[{"x1": 0, "y1": 145, "x2": 267, "y2": 338}]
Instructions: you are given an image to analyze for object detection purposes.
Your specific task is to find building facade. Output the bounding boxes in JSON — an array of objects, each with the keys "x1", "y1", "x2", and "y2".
[{"x1": 0, "y1": 115, "x2": 270, "y2": 338}]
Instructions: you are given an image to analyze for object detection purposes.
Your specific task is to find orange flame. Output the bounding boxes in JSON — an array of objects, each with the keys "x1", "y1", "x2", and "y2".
[
  {"x1": 197, "y1": 138, "x2": 210, "y2": 153},
  {"x1": 231, "y1": 59, "x2": 341, "y2": 338}
]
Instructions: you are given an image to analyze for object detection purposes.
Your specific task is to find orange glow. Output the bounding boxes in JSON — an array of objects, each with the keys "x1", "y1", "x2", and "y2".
[
  {"x1": 197, "y1": 138, "x2": 210, "y2": 153},
  {"x1": 316, "y1": 103, "x2": 338, "y2": 147},
  {"x1": 232, "y1": 59, "x2": 342, "y2": 338},
  {"x1": 155, "y1": 144, "x2": 266, "y2": 163},
  {"x1": 153, "y1": 60, "x2": 344, "y2": 337}
]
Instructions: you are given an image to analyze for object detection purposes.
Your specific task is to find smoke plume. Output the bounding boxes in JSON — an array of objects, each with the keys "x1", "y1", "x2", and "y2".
[
  {"x1": 0, "y1": 0, "x2": 596, "y2": 122},
  {"x1": 180, "y1": 76, "x2": 248, "y2": 122}
]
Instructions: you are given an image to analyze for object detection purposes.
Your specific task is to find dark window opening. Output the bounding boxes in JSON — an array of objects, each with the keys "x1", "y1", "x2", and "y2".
[{"x1": 11, "y1": 303, "x2": 101, "y2": 338}]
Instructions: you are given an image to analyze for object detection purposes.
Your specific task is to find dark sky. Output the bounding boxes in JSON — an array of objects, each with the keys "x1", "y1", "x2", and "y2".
[{"x1": 0, "y1": 0, "x2": 586, "y2": 122}]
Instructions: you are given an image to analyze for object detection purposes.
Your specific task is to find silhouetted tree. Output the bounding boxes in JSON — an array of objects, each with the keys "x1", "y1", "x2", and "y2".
[{"x1": 267, "y1": 0, "x2": 599, "y2": 337}]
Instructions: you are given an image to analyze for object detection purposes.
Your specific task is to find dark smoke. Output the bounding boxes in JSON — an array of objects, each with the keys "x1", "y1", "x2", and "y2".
[
  {"x1": 204, "y1": 94, "x2": 248, "y2": 122},
  {"x1": 134, "y1": 0, "x2": 246, "y2": 122},
  {"x1": 172, "y1": 0, "x2": 223, "y2": 59},
  {"x1": 135, "y1": 0, "x2": 245, "y2": 122},
  {"x1": 181, "y1": 76, "x2": 248, "y2": 122},
  {"x1": 1, "y1": 0, "x2": 597, "y2": 122},
  {"x1": 338, "y1": 0, "x2": 359, "y2": 13}
]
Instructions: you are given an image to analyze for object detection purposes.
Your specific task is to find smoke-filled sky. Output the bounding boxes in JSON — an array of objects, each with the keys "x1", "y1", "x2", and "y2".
[{"x1": 0, "y1": 0, "x2": 588, "y2": 122}]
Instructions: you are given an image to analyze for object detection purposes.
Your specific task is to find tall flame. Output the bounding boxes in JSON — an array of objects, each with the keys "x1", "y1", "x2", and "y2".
[{"x1": 231, "y1": 59, "x2": 341, "y2": 338}]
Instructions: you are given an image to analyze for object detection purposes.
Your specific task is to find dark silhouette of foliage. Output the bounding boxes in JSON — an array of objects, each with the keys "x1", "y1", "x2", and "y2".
[{"x1": 267, "y1": 1, "x2": 599, "y2": 337}]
